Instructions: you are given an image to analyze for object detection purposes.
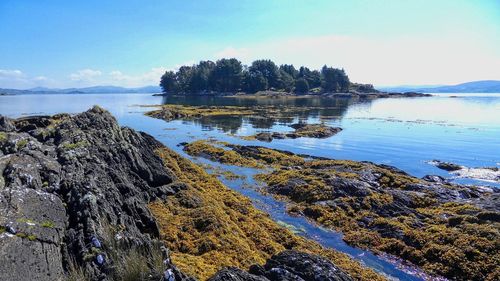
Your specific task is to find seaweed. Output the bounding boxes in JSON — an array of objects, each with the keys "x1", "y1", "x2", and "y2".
[{"x1": 150, "y1": 147, "x2": 384, "y2": 281}]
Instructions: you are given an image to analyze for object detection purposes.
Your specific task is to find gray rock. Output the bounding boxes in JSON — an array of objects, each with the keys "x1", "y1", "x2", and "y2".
[
  {"x1": 209, "y1": 267, "x2": 269, "y2": 281},
  {"x1": 0, "y1": 107, "x2": 191, "y2": 281},
  {"x1": 249, "y1": 250, "x2": 353, "y2": 281},
  {"x1": 209, "y1": 251, "x2": 353, "y2": 281}
]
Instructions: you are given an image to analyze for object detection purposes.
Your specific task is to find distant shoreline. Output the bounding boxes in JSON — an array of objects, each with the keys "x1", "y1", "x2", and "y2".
[{"x1": 152, "y1": 90, "x2": 432, "y2": 98}]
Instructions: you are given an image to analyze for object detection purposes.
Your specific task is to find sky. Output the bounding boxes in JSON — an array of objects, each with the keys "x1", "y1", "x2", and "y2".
[{"x1": 0, "y1": 0, "x2": 499, "y2": 89}]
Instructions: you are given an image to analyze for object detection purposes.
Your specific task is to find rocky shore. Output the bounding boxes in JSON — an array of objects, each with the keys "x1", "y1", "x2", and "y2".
[
  {"x1": 182, "y1": 141, "x2": 500, "y2": 281},
  {"x1": 0, "y1": 107, "x2": 381, "y2": 280},
  {"x1": 247, "y1": 123, "x2": 342, "y2": 142},
  {"x1": 430, "y1": 160, "x2": 500, "y2": 183}
]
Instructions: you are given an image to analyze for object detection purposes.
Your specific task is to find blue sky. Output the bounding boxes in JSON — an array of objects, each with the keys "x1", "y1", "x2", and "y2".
[{"x1": 0, "y1": 0, "x2": 499, "y2": 88}]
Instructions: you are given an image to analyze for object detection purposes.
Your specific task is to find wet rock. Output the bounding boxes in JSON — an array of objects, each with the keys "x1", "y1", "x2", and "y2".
[
  {"x1": 431, "y1": 160, "x2": 462, "y2": 171},
  {"x1": 254, "y1": 132, "x2": 274, "y2": 142},
  {"x1": 252, "y1": 124, "x2": 342, "y2": 142},
  {"x1": 422, "y1": 175, "x2": 446, "y2": 183},
  {"x1": 249, "y1": 250, "x2": 353, "y2": 281},
  {"x1": 209, "y1": 267, "x2": 268, "y2": 281},
  {"x1": 209, "y1": 250, "x2": 353, "y2": 281},
  {"x1": 289, "y1": 123, "x2": 342, "y2": 138}
]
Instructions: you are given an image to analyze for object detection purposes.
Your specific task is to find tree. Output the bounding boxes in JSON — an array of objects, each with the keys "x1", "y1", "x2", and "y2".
[
  {"x1": 279, "y1": 64, "x2": 299, "y2": 79},
  {"x1": 338, "y1": 68, "x2": 350, "y2": 92},
  {"x1": 159, "y1": 71, "x2": 179, "y2": 93},
  {"x1": 309, "y1": 70, "x2": 322, "y2": 88},
  {"x1": 249, "y1": 60, "x2": 281, "y2": 89},
  {"x1": 210, "y1": 58, "x2": 243, "y2": 92},
  {"x1": 158, "y1": 59, "x2": 351, "y2": 95},
  {"x1": 298, "y1": 67, "x2": 321, "y2": 88},
  {"x1": 177, "y1": 65, "x2": 194, "y2": 93},
  {"x1": 321, "y1": 66, "x2": 350, "y2": 93},
  {"x1": 278, "y1": 70, "x2": 294, "y2": 92},
  {"x1": 242, "y1": 70, "x2": 268, "y2": 93},
  {"x1": 190, "y1": 60, "x2": 215, "y2": 92},
  {"x1": 294, "y1": 78, "x2": 309, "y2": 94}
]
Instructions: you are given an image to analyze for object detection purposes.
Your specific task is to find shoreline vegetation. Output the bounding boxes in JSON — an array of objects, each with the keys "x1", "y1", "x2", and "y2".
[
  {"x1": 158, "y1": 58, "x2": 431, "y2": 98},
  {"x1": 180, "y1": 140, "x2": 500, "y2": 281}
]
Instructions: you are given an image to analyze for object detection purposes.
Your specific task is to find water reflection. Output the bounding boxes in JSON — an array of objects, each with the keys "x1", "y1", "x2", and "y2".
[{"x1": 161, "y1": 95, "x2": 374, "y2": 132}]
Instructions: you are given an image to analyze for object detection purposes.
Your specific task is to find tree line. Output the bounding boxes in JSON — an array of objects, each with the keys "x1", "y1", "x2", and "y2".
[{"x1": 160, "y1": 58, "x2": 351, "y2": 94}]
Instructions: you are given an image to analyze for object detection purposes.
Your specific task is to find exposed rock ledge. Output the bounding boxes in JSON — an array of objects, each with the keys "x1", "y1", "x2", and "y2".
[
  {"x1": 249, "y1": 123, "x2": 342, "y2": 142},
  {"x1": 209, "y1": 250, "x2": 352, "y2": 281},
  {"x1": 0, "y1": 107, "x2": 361, "y2": 281}
]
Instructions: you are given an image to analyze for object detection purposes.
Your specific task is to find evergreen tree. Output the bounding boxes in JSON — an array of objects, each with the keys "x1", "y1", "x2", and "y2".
[
  {"x1": 294, "y1": 78, "x2": 309, "y2": 94},
  {"x1": 278, "y1": 70, "x2": 294, "y2": 92},
  {"x1": 159, "y1": 71, "x2": 179, "y2": 93},
  {"x1": 211, "y1": 58, "x2": 243, "y2": 92},
  {"x1": 321, "y1": 66, "x2": 350, "y2": 93},
  {"x1": 177, "y1": 65, "x2": 194, "y2": 92},
  {"x1": 279, "y1": 64, "x2": 299, "y2": 79},
  {"x1": 249, "y1": 60, "x2": 281, "y2": 89},
  {"x1": 242, "y1": 70, "x2": 268, "y2": 93}
]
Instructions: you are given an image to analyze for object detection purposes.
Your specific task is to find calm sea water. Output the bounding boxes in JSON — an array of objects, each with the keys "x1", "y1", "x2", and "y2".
[{"x1": 1, "y1": 93, "x2": 499, "y2": 280}]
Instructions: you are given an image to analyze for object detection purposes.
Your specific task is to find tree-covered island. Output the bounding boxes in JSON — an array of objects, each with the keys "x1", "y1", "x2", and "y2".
[{"x1": 160, "y1": 58, "x2": 376, "y2": 95}]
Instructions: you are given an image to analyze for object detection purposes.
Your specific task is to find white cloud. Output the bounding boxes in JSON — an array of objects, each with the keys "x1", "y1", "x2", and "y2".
[
  {"x1": 0, "y1": 70, "x2": 60, "y2": 89},
  {"x1": 33, "y1": 76, "x2": 48, "y2": 81},
  {"x1": 0, "y1": 69, "x2": 41, "y2": 89},
  {"x1": 69, "y1": 69, "x2": 102, "y2": 81},
  {"x1": 212, "y1": 35, "x2": 500, "y2": 86},
  {"x1": 108, "y1": 67, "x2": 168, "y2": 87},
  {"x1": 0, "y1": 69, "x2": 24, "y2": 79}
]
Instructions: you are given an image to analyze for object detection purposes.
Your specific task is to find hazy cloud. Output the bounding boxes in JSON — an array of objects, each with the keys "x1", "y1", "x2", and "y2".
[
  {"x1": 69, "y1": 69, "x2": 102, "y2": 82},
  {"x1": 108, "y1": 67, "x2": 168, "y2": 87},
  {"x1": 213, "y1": 35, "x2": 500, "y2": 86},
  {"x1": 0, "y1": 69, "x2": 24, "y2": 79},
  {"x1": 0, "y1": 69, "x2": 49, "y2": 89}
]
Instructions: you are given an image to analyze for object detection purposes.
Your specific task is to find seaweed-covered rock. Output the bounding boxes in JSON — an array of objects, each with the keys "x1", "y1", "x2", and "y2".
[
  {"x1": 432, "y1": 160, "x2": 462, "y2": 171},
  {"x1": 0, "y1": 107, "x2": 191, "y2": 281},
  {"x1": 181, "y1": 140, "x2": 500, "y2": 280},
  {"x1": 250, "y1": 124, "x2": 342, "y2": 142},
  {"x1": 289, "y1": 123, "x2": 342, "y2": 138}
]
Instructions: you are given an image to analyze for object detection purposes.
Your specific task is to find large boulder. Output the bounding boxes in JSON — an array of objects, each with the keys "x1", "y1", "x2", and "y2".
[{"x1": 209, "y1": 250, "x2": 353, "y2": 281}]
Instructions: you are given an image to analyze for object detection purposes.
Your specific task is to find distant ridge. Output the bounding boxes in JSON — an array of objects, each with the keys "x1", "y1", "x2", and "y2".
[
  {"x1": 0, "y1": 85, "x2": 161, "y2": 95},
  {"x1": 378, "y1": 80, "x2": 500, "y2": 93}
]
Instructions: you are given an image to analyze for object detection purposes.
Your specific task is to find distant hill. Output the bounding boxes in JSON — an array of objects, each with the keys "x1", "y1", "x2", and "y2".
[
  {"x1": 378, "y1": 80, "x2": 500, "y2": 93},
  {"x1": 0, "y1": 85, "x2": 161, "y2": 95}
]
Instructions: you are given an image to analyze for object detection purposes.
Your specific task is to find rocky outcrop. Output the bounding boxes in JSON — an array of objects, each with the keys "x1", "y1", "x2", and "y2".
[
  {"x1": 430, "y1": 160, "x2": 500, "y2": 183},
  {"x1": 251, "y1": 124, "x2": 342, "y2": 142},
  {"x1": 209, "y1": 250, "x2": 353, "y2": 281},
  {"x1": 431, "y1": 160, "x2": 462, "y2": 171},
  {"x1": 0, "y1": 107, "x2": 192, "y2": 281},
  {"x1": 181, "y1": 140, "x2": 500, "y2": 280}
]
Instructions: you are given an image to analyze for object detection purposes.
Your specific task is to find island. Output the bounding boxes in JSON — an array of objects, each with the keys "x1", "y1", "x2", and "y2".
[{"x1": 159, "y1": 58, "x2": 430, "y2": 98}]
